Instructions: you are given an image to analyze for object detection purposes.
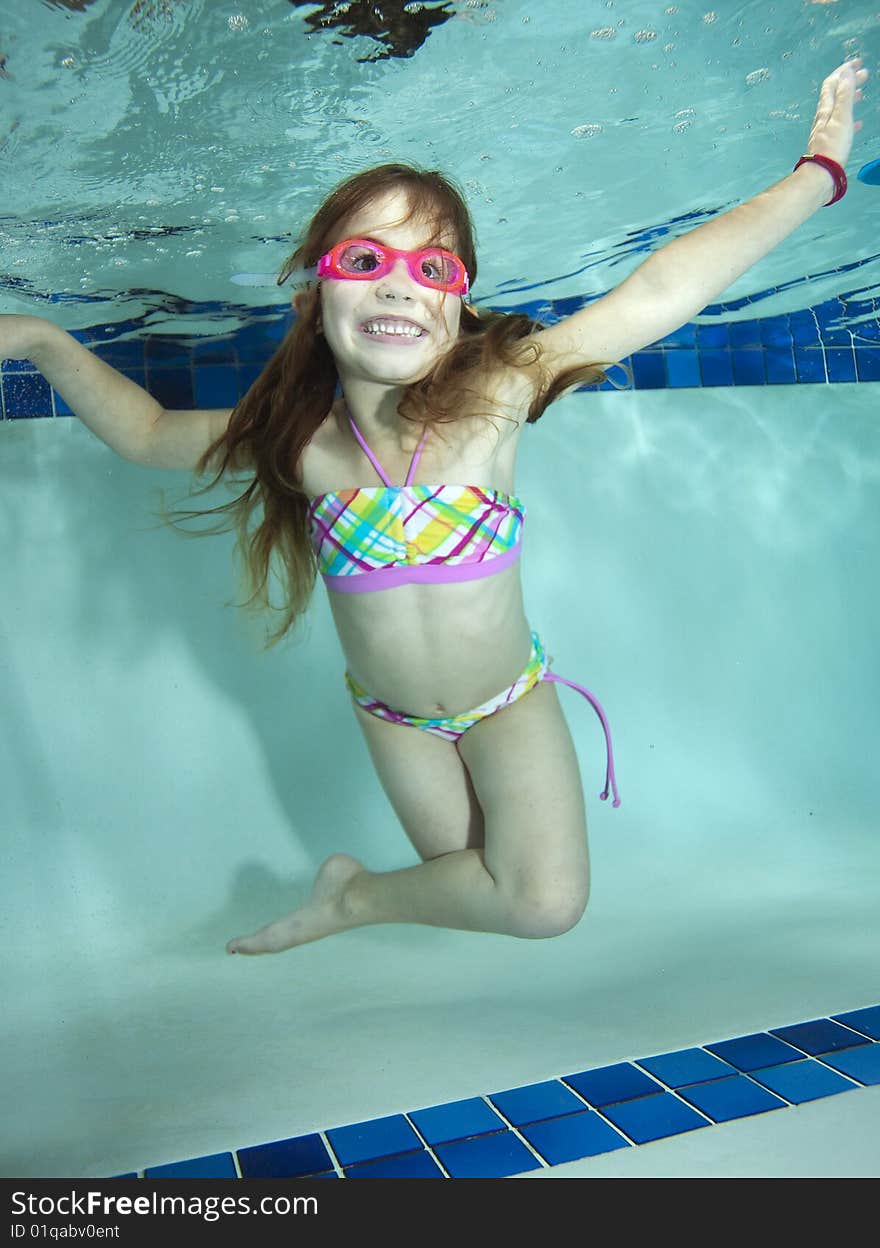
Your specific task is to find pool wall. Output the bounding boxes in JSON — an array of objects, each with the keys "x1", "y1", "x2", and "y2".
[{"x1": 2, "y1": 294, "x2": 878, "y2": 1175}]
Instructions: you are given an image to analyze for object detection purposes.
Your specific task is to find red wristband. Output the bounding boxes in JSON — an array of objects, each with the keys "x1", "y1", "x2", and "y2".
[{"x1": 793, "y1": 153, "x2": 848, "y2": 205}]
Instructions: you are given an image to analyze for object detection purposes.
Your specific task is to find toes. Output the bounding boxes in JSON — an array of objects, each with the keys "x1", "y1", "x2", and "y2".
[
  {"x1": 226, "y1": 927, "x2": 276, "y2": 955},
  {"x1": 226, "y1": 915, "x2": 300, "y2": 955}
]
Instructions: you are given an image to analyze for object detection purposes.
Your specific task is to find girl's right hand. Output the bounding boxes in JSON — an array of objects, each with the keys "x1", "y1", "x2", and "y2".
[
  {"x1": 0, "y1": 314, "x2": 53, "y2": 362},
  {"x1": 806, "y1": 57, "x2": 869, "y2": 170}
]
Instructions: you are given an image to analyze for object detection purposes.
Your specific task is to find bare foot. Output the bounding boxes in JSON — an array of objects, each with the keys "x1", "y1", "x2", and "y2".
[{"x1": 226, "y1": 853, "x2": 366, "y2": 955}]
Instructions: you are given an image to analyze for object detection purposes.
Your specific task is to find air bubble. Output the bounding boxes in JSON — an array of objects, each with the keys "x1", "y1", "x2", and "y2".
[
  {"x1": 634, "y1": 30, "x2": 657, "y2": 42},
  {"x1": 571, "y1": 123, "x2": 602, "y2": 138},
  {"x1": 745, "y1": 67, "x2": 770, "y2": 85},
  {"x1": 591, "y1": 27, "x2": 616, "y2": 39},
  {"x1": 703, "y1": 11, "x2": 717, "y2": 23}
]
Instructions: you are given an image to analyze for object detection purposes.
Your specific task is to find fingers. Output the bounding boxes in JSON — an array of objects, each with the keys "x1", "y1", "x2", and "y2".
[
  {"x1": 823, "y1": 57, "x2": 869, "y2": 110},
  {"x1": 827, "y1": 57, "x2": 869, "y2": 90}
]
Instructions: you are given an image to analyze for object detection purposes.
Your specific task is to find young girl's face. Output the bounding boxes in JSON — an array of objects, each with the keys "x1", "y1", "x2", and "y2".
[{"x1": 317, "y1": 187, "x2": 464, "y2": 387}]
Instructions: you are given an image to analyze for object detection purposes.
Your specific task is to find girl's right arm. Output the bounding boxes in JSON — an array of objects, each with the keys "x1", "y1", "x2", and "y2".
[{"x1": 2, "y1": 315, "x2": 232, "y2": 470}]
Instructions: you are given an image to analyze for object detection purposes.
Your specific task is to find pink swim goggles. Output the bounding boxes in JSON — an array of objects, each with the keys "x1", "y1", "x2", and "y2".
[{"x1": 315, "y1": 237, "x2": 470, "y2": 296}]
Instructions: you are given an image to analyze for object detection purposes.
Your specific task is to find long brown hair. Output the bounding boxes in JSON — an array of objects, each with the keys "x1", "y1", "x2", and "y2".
[{"x1": 166, "y1": 162, "x2": 607, "y2": 646}]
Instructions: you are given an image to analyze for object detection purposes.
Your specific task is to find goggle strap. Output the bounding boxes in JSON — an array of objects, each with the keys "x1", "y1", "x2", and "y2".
[{"x1": 278, "y1": 265, "x2": 318, "y2": 288}]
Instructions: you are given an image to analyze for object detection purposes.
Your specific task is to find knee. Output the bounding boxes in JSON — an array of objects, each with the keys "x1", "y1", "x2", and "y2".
[{"x1": 506, "y1": 879, "x2": 590, "y2": 940}]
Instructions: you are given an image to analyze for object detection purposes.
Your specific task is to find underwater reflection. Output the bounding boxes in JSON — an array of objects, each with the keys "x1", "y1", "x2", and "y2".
[{"x1": 287, "y1": 0, "x2": 455, "y2": 62}]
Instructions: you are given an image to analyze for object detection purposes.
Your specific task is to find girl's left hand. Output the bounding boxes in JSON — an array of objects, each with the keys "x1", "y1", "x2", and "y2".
[{"x1": 806, "y1": 57, "x2": 869, "y2": 169}]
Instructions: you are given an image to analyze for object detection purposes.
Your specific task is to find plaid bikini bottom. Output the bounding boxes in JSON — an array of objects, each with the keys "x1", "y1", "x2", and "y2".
[{"x1": 345, "y1": 630, "x2": 621, "y2": 807}]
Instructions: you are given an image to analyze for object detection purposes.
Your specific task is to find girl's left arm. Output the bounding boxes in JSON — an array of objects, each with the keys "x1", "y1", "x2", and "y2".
[{"x1": 532, "y1": 58, "x2": 868, "y2": 375}]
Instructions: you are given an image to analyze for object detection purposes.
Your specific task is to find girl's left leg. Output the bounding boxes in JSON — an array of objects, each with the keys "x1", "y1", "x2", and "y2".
[{"x1": 226, "y1": 681, "x2": 590, "y2": 954}]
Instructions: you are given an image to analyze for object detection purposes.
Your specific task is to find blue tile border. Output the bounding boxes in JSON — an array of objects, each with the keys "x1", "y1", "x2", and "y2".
[
  {"x1": 4, "y1": 293, "x2": 880, "y2": 421},
  {"x1": 122, "y1": 1004, "x2": 880, "y2": 1180}
]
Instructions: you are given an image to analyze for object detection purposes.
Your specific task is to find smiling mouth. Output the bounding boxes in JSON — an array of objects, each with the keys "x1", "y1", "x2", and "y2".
[{"x1": 360, "y1": 317, "x2": 427, "y2": 340}]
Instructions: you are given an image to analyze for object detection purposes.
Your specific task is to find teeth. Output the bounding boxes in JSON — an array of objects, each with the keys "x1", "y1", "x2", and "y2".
[{"x1": 363, "y1": 321, "x2": 424, "y2": 337}]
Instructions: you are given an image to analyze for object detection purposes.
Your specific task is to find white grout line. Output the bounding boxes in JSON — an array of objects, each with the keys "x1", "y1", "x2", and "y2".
[
  {"x1": 317, "y1": 1130, "x2": 345, "y2": 1179},
  {"x1": 402, "y1": 1115, "x2": 451, "y2": 1178}
]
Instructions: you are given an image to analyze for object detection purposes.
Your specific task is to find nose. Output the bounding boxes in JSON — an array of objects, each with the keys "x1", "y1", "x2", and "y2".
[{"x1": 375, "y1": 256, "x2": 416, "y2": 300}]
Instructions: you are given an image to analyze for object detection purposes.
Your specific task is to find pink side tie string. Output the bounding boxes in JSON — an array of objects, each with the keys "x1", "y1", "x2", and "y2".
[{"x1": 541, "y1": 672, "x2": 621, "y2": 808}]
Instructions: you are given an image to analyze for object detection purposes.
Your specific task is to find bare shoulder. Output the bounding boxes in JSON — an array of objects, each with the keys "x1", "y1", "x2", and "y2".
[{"x1": 478, "y1": 362, "x2": 538, "y2": 440}]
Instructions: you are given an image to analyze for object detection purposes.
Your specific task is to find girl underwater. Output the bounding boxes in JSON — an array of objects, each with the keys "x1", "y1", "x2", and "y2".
[{"x1": 2, "y1": 57, "x2": 867, "y2": 956}]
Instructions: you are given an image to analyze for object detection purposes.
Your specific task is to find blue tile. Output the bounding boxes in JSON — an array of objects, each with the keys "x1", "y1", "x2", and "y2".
[
  {"x1": 819, "y1": 326, "x2": 852, "y2": 347},
  {"x1": 637, "y1": 1047, "x2": 738, "y2": 1088},
  {"x1": 520, "y1": 1109, "x2": 630, "y2": 1167},
  {"x1": 144, "y1": 337, "x2": 191, "y2": 366},
  {"x1": 488, "y1": 1080, "x2": 586, "y2": 1125},
  {"x1": 95, "y1": 340, "x2": 148, "y2": 368},
  {"x1": 662, "y1": 324, "x2": 697, "y2": 346},
  {"x1": 832, "y1": 1005, "x2": 880, "y2": 1041},
  {"x1": 696, "y1": 324, "x2": 729, "y2": 348},
  {"x1": 760, "y1": 315, "x2": 792, "y2": 347},
  {"x1": 236, "y1": 320, "x2": 286, "y2": 362},
  {"x1": 790, "y1": 310, "x2": 821, "y2": 344},
  {"x1": 771, "y1": 1018, "x2": 872, "y2": 1056},
  {"x1": 730, "y1": 320, "x2": 762, "y2": 348},
  {"x1": 326, "y1": 1114, "x2": 421, "y2": 1167},
  {"x1": 794, "y1": 344, "x2": 826, "y2": 382},
  {"x1": 818, "y1": 1044, "x2": 880, "y2": 1086},
  {"x1": 852, "y1": 319, "x2": 880, "y2": 343},
  {"x1": 826, "y1": 347, "x2": 857, "y2": 382},
  {"x1": 749, "y1": 1059, "x2": 859, "y2": 1104},
  {"x1": 676, "y1": 1075, "x2": 788, "y2": 1123},
  {"x1": 665, "y1": 350, "x2": 701, "y2": 387},
  {"x1": 145, "y1": 366, "x2": 195, "y2": 411},
  {"x1": 601, "y1": 1091, "x2": 709, "y2": 1145},
  {"x1": 238, "y1": 1133, "x2": 331, "y2": 1179},
  {"x1": 706, "y1": 1032, "x2": 804, "y2": 1072},
  {"x1": 194, "y1": 365, "x2": 240, "y2": 408},
  {"x1": 563, "y1": 1062, "x2": 660, "y2": 1106},
  {"x1": 408, "y1": 1097, "x2": 505, "y2": 1145},
  {"x1": 435, "y1": 1129, "x2": 541, "y2": 1178},
  {"x1": 193, "y1": 337, "x2": 241, "y2": 363},
  {"x1": 345, "y1": 1149, "x2": 443, "y2": 1178},
  {"x1": 3, "y1": 372, "x2": 54, "y2": 417},
  {"x1": 765, "y1": 345, "x2": 797, "y2": 383},
  {"x1": 855, "y1": 348, "x2": 880, "y2": 381},
  {"x1": 813, "y1": 299, "x2": 842, "y2": 329},
  {"x1": 145, "y1": 1152, "x2": 237, "y2": 1179},
  {"x1": 241, "y1": 363, "x2": 263, "y2": 392},
  {"x1": 699, "y1": 349, "x2": 734, "y2": 386},
  {"x1": 731, "y1": 349, "x2": 766, "y2": 384},
  {"x1": 630, "y1": 351, "x2": 666, "y2": 389}
]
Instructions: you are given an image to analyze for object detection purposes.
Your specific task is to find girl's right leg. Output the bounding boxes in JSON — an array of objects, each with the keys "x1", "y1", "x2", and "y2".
[{"x1": 349, "y1": 698, "x2": 486, "y2": 861}]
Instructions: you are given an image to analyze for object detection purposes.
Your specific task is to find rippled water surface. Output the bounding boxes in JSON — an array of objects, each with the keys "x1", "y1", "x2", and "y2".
[{"x1": 0, "y1": 0, "x2": 877, "y2": 333}]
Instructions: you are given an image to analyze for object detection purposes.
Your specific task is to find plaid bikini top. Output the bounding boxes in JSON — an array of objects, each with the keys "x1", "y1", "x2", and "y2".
[{"x1": 307, "y1": 412, "x2": 525, "y2": 594}]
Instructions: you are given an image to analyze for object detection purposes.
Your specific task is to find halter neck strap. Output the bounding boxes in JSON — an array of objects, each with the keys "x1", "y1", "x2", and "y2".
[{"x1": 347, "y1": 411, "x2": 429, "y2": 487}]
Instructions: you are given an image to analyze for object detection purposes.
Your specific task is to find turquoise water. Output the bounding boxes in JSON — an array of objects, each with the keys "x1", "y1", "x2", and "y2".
[
  {"x1": 1, "y1": 0, "x2": 877, "y2": 329},
  {"x1": 1, "y1": 0, "x2": 878, "y2": 1180}
]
